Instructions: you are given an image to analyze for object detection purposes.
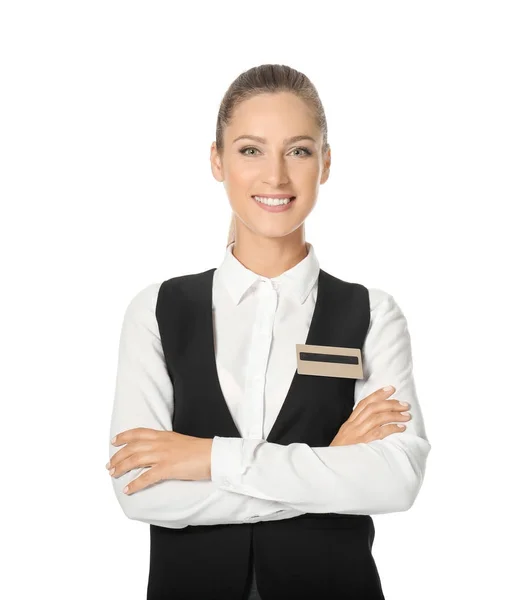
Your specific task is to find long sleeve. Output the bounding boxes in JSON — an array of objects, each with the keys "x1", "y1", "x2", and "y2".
[
  {"x1": 211, "y1": 291, "x2": 432, "y2": 515},
  {"x1": 108, "y1": 283, "x2": 303, "y2": 528}
]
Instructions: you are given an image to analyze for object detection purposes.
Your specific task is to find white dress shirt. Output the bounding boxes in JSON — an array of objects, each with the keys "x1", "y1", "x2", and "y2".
[{"x1": 109, "y1": 242, "x2": 431, "y2": 529}]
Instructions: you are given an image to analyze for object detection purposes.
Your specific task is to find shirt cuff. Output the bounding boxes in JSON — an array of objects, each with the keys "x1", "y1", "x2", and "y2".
[{"x1": 211, "y1": 436, "x2": 264, "y2": 490}]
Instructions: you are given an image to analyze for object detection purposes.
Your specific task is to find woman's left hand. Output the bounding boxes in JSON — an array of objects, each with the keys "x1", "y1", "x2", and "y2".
[{"x1": 107, "y1": 428, "x2": 213, "y2": 494}]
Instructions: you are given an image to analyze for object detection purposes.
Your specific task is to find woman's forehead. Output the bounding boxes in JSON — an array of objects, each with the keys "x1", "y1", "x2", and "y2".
[{"x1": 226, "y1": 95, "x2": 320, "y2": 141}]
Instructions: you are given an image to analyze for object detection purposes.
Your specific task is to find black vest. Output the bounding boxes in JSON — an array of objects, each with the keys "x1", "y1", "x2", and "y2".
[{"x1": 148, "y1": 267, "x2": 385, "y2": 600}]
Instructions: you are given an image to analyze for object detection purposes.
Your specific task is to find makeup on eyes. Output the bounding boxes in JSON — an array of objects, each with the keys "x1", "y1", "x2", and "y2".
[{"x1": 239, "y1": 146, "x2": 313, "y2": 157}]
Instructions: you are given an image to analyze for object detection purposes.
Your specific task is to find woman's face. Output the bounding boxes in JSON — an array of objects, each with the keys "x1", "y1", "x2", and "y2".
[{"x1": 211, "y1": 92, "x2": 331, "y2": 241}]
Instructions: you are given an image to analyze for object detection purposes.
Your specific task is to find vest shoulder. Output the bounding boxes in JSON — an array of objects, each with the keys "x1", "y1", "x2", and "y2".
[
  {"x1": 161, "y1": 269, "x2": 215, "y2": 286},
  {"x1": 320, "y1": 270, "x2": 395, "y2": 312},
  {"x1": 158, "y1": 268, "x2": 215, "y2": 301},
  {"x1": 320, "y1": 268, "x2": 369, "y2": 295}
]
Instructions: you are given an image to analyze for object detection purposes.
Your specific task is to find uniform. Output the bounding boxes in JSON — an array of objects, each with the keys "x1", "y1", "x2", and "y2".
[{"x1": 109, "y1": 242, "x2": 431, "y2": 600}]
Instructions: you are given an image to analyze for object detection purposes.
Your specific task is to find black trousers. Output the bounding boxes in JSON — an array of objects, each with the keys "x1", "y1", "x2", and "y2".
[{"x1": 242, "y1": 554, "x2": 262, "y2": 600}]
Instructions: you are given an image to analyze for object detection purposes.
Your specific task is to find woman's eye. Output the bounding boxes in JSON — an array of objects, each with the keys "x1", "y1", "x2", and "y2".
[
  {"x1": 239, "y1": 146, "x2": 312, "y2": 157},
  {"x1": 239, "y1": 147, "x2": 260, "y2": 156},
  {"x1": 292, "y1": 147, "x2": 312, "y2": 156}
]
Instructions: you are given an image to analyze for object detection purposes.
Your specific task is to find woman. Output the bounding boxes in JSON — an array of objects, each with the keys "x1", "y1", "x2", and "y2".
[{"x1": 107, "y1": 64, "x2": 431, "y2": 600}]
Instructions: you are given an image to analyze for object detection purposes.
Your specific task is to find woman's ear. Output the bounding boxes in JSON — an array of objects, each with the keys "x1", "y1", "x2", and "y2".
[
  {"x1": 320, "y1": 146, "x2": 331, "y2": 185},
  {"x1": 210, "y1": 142, "x2": 224, "y2": 183}
]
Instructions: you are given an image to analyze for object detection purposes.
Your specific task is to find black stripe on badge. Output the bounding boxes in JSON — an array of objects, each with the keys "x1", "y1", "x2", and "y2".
[{"x1": 299, "y1": 352, "x2": 359, "y2": 365}]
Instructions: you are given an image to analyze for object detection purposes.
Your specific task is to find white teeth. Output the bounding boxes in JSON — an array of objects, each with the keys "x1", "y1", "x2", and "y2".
[{"x1": 253, "y1": 195, "x2": 293, "y2": 206}]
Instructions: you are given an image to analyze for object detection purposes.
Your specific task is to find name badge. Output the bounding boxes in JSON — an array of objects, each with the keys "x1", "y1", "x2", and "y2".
[{"x1": 296, "y1": 343, "x2": 364, "y2": 379}]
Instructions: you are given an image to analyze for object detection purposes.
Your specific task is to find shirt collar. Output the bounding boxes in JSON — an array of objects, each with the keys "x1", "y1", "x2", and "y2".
[{"x1": 216, "y1": 241, "x2": 320, "y2": 306}]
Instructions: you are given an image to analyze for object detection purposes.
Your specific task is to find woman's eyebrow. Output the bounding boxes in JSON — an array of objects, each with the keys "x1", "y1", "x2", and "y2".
[{"x1": 233, "y1": 134, "x2": 317, "y2": 144}]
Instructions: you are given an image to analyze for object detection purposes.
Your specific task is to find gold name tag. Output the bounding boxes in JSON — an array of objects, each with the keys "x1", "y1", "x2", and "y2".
[{"x1": 296, "y1": 343, "x2": 364, "y2": 379}]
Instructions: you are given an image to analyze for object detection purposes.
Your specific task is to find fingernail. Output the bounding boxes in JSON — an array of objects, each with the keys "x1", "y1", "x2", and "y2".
[
  {"x1": 397, "y1": 424, "x2": 406, "y2": 428},
  {"x1": 109, "y1": 467, "x2": 115, "y2": 475},
  {"x1": 399, "y1": 401, "x2": 409, "y2": 406},
  {"x1": 123, "y1": 486, "x2": 129, "y2": 494},
  {"x1": 105, "y1": 462, "x2": 110, "y2": 469},
  {"x1": 383, "y1": 386, "x2": 394, "y2": 392}
]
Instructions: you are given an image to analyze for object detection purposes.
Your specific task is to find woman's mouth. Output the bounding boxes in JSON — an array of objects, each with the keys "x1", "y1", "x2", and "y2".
[{"x1": 252, "y1": 195, "x2": 296, "y2": 212}]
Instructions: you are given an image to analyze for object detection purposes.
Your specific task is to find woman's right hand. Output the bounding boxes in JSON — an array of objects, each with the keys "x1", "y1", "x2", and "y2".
[{"x1": 329, "y1": 386, "x2": 411, "y2": 446}]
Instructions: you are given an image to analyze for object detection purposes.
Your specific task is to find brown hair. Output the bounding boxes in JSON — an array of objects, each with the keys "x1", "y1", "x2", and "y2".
[{"x1": 215, "y1": 64, "x2": 330, "y2": 247}]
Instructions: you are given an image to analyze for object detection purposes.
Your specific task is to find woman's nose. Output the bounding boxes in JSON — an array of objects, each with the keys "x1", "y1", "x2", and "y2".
[{"x1": 263, "y1": 157, "x2": 290, "y2": 186}]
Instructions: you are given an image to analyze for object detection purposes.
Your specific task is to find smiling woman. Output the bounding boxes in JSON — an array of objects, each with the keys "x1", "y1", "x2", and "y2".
[
  {"x1": 108, "y1": 63, "x2": 431, "y2": 600},
  {"x1": 210, "y1": 66, "x2": 331, "y2": 253}
]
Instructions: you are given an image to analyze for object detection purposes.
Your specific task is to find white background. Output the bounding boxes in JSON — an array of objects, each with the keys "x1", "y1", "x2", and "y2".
[{"x1": 1, "y1": 1, "x2": 523, "y2": 598}]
